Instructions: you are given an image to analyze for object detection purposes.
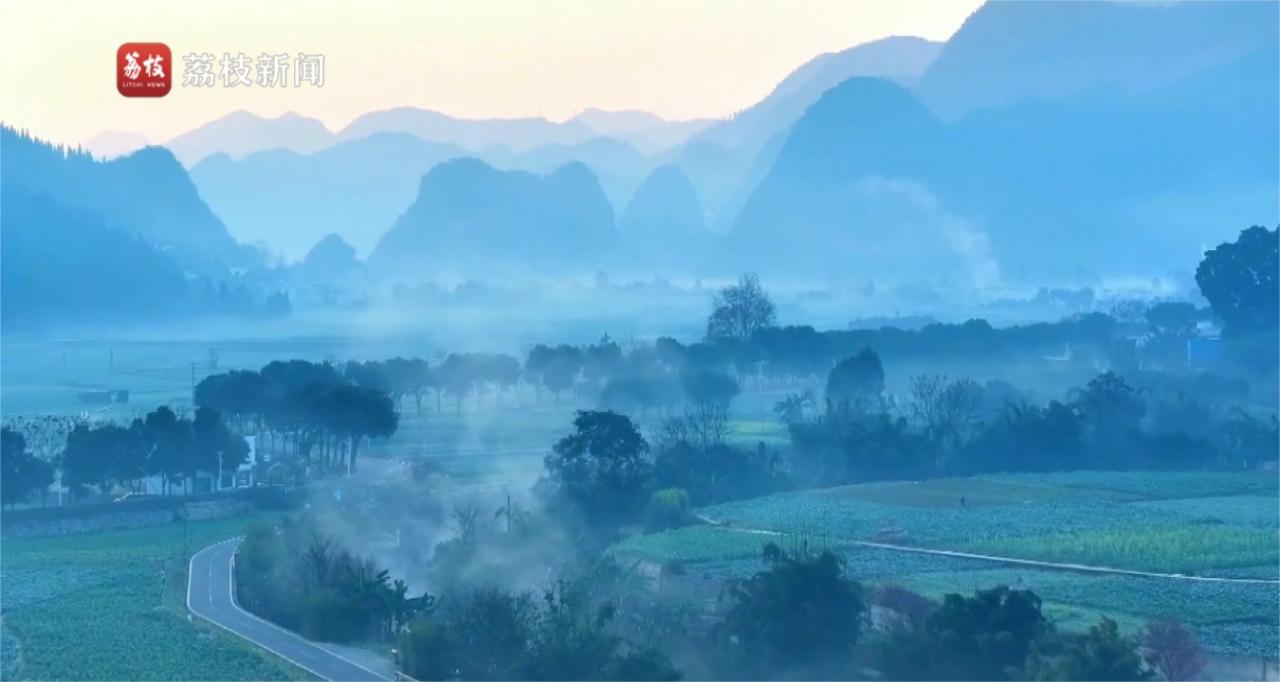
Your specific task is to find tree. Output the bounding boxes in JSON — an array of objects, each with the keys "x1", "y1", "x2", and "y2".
[
  {"x1": 653, "y1": 407, "x2": 786, "y2": 505},
  {"x1": 1028, "y1": 618, "x2": 1151, "y2": 681},
  {"x1": 311, "y1": 385, "x2": 398, "y2": 474},
  {"x1": 1145, "y1": 302, "x2": 1198, "y2": 339},
  {"x1": 543, "y1": 346, "x2": 583, "y2": 405},
  {"x1": 826, "y1": 348, "x2": 885, "y2": 412},
  {"x1": 712, "y1": 544, "x2": 864, "y2": 680},
  {"x1": 524, "y1": 581, "x2": 681, "y2": 681},
  {"x1": 583, "y1": 335, "x2": 623, "y2": 387},
  {"x1": 960, "y1": 401, "x2": 1086, "y2": 474},
  {"x1": 194, "y1": 370, "x2": 268, "y2": 430},
  {"x1": 1142, "y1": 619, "x2": 1206, "y2": 681},
  {"x1": 396, "y1": 358, "x2": 434, "y2": 413},
  {"x1": 143, "y1": 406, "x2": 194, "y2": 494},
  {"x1": 437, "y1": 353, "x2": 478, "y2": 413},
  {"x1": 1195, "y1": 225, "x2": 1278, "y2": 337},
  {"x1": 680, "y1": 371, "x2": 739, "y2": 409},
  {"x1": 192, "y1": 407, "x2": 249, "y2": 483},
  {"x1": 876, "y1": 586, "x2": 1051, "y2": 681},
  {"x1": 1, "y1": 427, "x2": 53, "y2": 507},
  {"x1": 772, "y1": 390, "x2": 815, "y2": 425},
  {"x1": 1071, "y1": 372, "x2": 1145, "y2": 464},
  {"x1": 907, "y1": 375, "x2": 981, "y2": 464},
  {"x1": 706, "y1": 273, "x2": 776, "y2": 342},
  {"x1": 538, "y1": 411, "x2": 651, "y2": 532}
]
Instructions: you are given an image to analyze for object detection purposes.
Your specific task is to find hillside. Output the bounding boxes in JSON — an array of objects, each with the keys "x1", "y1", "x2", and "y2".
[
  {"x1": 1, "y1": 126, "x2": 248, "y2": 275},
  {"x1": 367, "y1": 158, "x2": 617, "y2": 281},
  {"x1": 729, "y1": 1, "x2": 1280, "y2": 285}
]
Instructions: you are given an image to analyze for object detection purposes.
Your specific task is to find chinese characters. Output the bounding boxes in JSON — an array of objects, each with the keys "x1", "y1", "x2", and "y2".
[{"x1": 181, "y1": 52, "x2": 325, "y2": 88}]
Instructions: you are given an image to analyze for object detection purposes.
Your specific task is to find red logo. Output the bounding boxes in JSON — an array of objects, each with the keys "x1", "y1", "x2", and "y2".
[{"x1": 117, "y1": 43, "x2": 171, "y2": 97}]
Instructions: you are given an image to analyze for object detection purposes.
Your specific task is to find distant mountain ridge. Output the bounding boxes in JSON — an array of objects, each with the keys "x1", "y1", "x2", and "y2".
[
  {"x1": 165, "y1": 111, "x2": 335, "y2": 166},
  {"x1": 0, "y1": 127, "x2": 262, "y2": 330},
  {"x1": 367, "y1": 158, "x2": 618, "y2": 281},
  {"x1": 2, "y1": 125, "x2": 248, "y2": 275},
  {"x1": 190, "y1": 132, "x2": 653, "y2": 261},
  {"x1": 729, "y1": 1, "x2": 1279, "y2": 285}
]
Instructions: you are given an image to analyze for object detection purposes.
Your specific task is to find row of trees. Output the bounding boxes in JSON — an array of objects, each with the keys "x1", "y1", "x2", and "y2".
[
  {"x1": 694, "y1": 543, "x2": 1202, "y2": 680},
  {"x1": 786, "y1": 348, "x2": 1277, "y2": 486},
  {"x1": 395, "y1": 537, "x2": 1201, "y2": 681},
  {"x1": 235, "y1": 518, "x2": 433, "y2": 643},
  {"x1": 1, "y1": 427, "x2": 55, "y2": 507},
  {"x1": 2, "y1": 406, "x2": 247, "y2": 501},
  {"x1": 194, "y1": 360, "x2": 398, "y2": 474}
]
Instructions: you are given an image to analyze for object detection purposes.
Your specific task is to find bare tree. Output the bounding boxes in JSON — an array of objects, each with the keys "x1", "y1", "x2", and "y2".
[
  {"x1": 1143, "y1": 619, "x2": 1207, "y2": 681},
  {"x1": 907, "y1": 375, "x2": 981, "y2": 465},
  {"x1": 654, "y1": 403, "x2": 730, "y2": 452},
  {"x1": 706, "y1": 272, "x2": 776, "y2": 341}
]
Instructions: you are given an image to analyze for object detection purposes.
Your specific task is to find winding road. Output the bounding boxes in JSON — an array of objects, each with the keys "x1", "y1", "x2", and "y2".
[{"x1": 187, "y1": 537, "x2": 391, "y2": 681}]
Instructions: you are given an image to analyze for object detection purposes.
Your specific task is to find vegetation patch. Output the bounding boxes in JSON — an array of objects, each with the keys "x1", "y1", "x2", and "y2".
[
  {"x1": 981, "y1": 471, "x2": 1279, "y2": 500},
  {"x1": 1128, "y1": 495, "x2": 1279, "y2": 528},
  {"x1": 610, "y1": 525, "x2": 798, "y2": 565},
  {"x1": 826, "y1": 477, "x2": 1137, "y2": 507},
  {"x1": 962, "y1": 525, "x2": 1278, "y2": 574},
  {"x1": 0, "y1": 514, "x2": 308, "y2": 681}
]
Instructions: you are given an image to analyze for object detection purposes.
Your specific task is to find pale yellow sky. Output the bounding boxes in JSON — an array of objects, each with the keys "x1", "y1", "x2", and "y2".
[{"x1": 0, "y1": 0, "x2": 981, "y2": 147}]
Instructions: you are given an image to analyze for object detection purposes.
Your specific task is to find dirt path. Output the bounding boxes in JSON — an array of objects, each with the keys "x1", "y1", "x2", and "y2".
[{"x1": 695, "y1": 515, "x2": 1280, "y2": 586}]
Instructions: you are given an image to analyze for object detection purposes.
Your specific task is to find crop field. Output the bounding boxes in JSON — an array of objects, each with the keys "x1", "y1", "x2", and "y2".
[
  {"x1": 0, "y1": 514, "x2": 310, "y2": 681},
  {"x1": 621, "y1": 471, "x2": 1280, "y2": 658},
  {"x1": 1129, "y1": 494, "x2": 1280, "y2": 527},
  {"x1": 981, "y1": 470, "x2": 1280, "y2": 500}
]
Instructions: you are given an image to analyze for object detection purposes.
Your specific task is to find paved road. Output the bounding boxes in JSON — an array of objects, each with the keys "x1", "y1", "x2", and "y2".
[
  {"x1": 695, "y1": 515, "x2": 1280, "y2": 586},
  {"x1": 187, "y1": 537, "x2": 391, "y2": 681}
]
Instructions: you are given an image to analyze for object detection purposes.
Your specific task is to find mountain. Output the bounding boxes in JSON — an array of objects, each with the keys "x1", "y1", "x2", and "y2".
[
  {"x1": 916, "y1": 1, "x2": 1280, "y2": 120},
  {"x1": 728, "y1": 79, "x2": 969, "y2": 284},
  {"x1": 618, "y1": 165, "x2": 715, "y2": 273},
  {"x1": 1, "y1": 190, "x2": 192, "y2": 330},
  {"x1": 190, "y1": 132, "x2": 469, "y2": 260},
  {"x1": 82, "y1": 130, "x2": 150, "y2": 159},
  {"x1": 672, "y1": 36, "x2": 941, "y2": 227},
  {"x1": 165, "y1": 111, "x2": 335, "y2": 166},
  {"x1": 1, "y1": 126, "x2": 248, "y2": 275},
  {"x1": 571, "y1": 109, "x2": 713, "y2": 154},
  {"x1": 337, "y1": 107, "x2": 596, "y2": 153},
  {"x1": 484, "y1": 136, "x2": 651, "y2": 210},
  {"x1": 730, "y1": 9, "x2": 1278, "y2": 287},
  {"x1": 188, "y1": 133, "x2": 646, "y2": 260},
  {"x1": 293, "y1": 232, "x2": 363, "y2": 284},
  {"x1": 367, "y1": 158, "x2": 617, "y2": 281},
  {"x1": 694, "y1": 36, "x2": 941, "y2": 156}
]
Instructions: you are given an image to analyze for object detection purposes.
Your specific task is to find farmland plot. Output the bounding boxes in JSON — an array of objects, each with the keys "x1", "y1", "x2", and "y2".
[{"x1": 0, "y1": 515, "x2": 309, "y2": 681}]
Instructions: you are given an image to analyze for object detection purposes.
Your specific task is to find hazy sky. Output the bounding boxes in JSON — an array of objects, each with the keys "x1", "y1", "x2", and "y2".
[{"x1": 0, "y1": 0, "x2": 981, "y2": 146}]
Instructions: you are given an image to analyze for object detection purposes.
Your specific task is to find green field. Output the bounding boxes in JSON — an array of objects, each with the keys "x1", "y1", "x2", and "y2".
[
  {"x1": 615, "y1": 471, "x2": 1280, "y2": 658},
  {"x1": 0, "y1": 514, "x2": 311, "y2": 681}
]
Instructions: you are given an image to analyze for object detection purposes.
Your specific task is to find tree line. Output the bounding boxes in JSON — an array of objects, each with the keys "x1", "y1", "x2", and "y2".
[{"x1": 1, "y1": 405, "x2": 246, "y2": 503}]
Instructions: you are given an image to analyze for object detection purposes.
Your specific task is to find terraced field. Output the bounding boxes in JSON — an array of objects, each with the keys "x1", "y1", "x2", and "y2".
[
  {"x1": 613, "y1": 471, "x2": 1280, "y2": 658},
  {"x1": 0, "y1": 515, "x2": 309, "y2": 681}
]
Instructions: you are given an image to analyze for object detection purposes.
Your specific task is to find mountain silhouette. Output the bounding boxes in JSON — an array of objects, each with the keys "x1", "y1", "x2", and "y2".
[
  {"x1": 367, "y1": 158, "x2": 617, "y2": 281},
  {"x1": 164, "y1": 110, "x2": 334, "y2": 166},
  {"x1": 619, "y1": 165, "x2": 715, "y2": 274},
  {"x1": 191, "y1": 132, "x2": 470, "y2": 259},
  {"x1": 1, "y1": 125, "x2": 248, "y2": 275},
  {"x1": 729, "y1": 1, "x2": 1279, "y2": 285},
  {"x1": 337, "y1": 107, "x2": 596, "y2": 153}
]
